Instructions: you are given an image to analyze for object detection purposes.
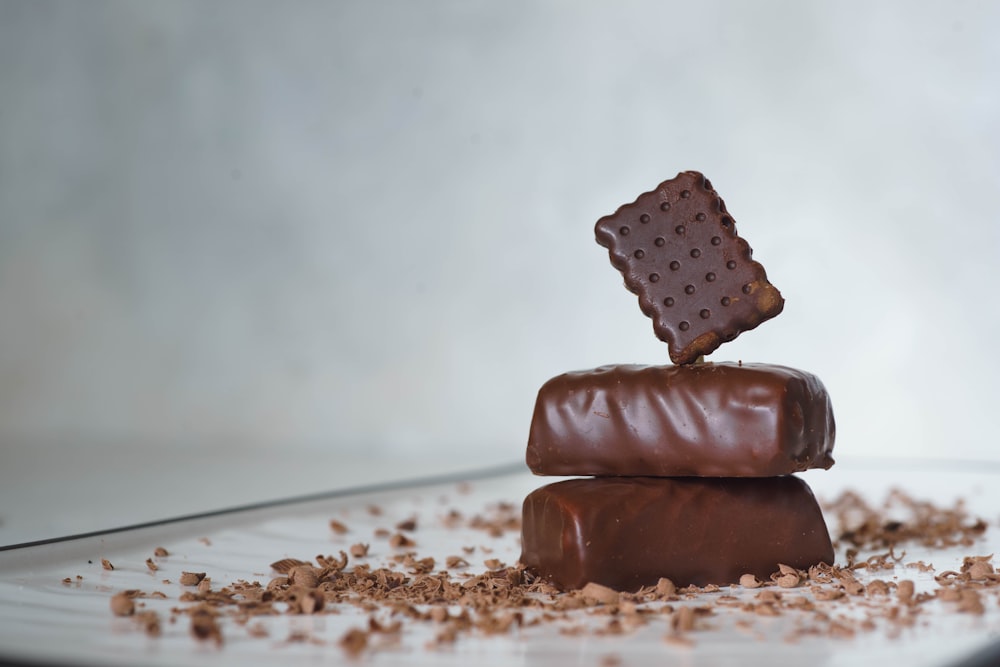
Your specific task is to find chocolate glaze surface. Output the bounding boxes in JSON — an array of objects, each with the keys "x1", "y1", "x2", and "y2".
[
  {"x1": 526, "y1": 362, "x2": 835, "y2": 477},
  {"x1": 520, "y1": 476, "x2": 834, "y2": 591},
  {"x1": 595, "y1": 171, "x2": 783, "y2": 364}
]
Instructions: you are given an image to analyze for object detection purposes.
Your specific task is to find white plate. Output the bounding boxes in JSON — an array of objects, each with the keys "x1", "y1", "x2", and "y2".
[{"x1": 1, "y1": 458, "x2": 998, "y2": 667}]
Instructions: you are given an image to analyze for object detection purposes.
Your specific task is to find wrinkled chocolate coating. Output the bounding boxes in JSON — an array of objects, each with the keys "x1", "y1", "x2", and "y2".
[
  {"x1": 520, "y1": 476, "x2": 833, "y2": 591},
  {"x1": 526, "y1": 362, "x2": 835, "y2": 477},
  {"x1": 595, "y1": 171, "x2": 783, "y2": 364}
]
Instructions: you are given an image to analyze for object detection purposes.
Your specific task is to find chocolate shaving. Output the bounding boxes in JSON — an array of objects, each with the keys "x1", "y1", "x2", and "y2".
[
  {"x1": 270, "y1": 558, "x2": 310, "y2": 575},
  {"x1": 395, "y1": 518, "x2": 418, "y2": 532},
  {"x1": 93, "y1": 488, "x2": 996, "y2": 657},
  {"x1": 179, "y1": 571, "x2": 207, "y2": 586},
  {"x1": 110, "y1": 592, "x2": 135, "y2": 617},
  {"x1": 826, "y1": 488, "x2": 986, "y2": 550}
]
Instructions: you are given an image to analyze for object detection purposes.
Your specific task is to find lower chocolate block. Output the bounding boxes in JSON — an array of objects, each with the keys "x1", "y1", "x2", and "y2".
[{"x1": 520, "y1": 476, "x2": 833, "y2": 591}]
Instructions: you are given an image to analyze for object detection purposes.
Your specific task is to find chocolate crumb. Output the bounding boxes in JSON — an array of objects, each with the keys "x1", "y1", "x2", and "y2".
[
  {"x1": 153, "y1": 547, "x2": 169, "y2": 557},
  {"x1": 389, "y1": 533, "x2": 416, "y2": 549},
  {"x1": 101, "y1": 559, "x2": 114, "y2": 571},
  {"x1": 395, "y1": 518, "x2": 418, "y2": 532},
  {"x1": 110, "y1": 592, "x2": 134, "y2": 616},
  {"x1": 287, "y1": 566, "x2": 319, "y2": 588},
  {"x1": 83, "y1": 487, "x2": 998, "y2": 656},
  {"x1": 350, "y1": 543, "x2": 370, "y2": 558},
  {"x1": 663, "y1": 634, "x2": 695, "y2": 648},
  {"x1": 673, "y1": 606, "x2": 696, "y2": 632},
  {"x1": 189, "y1": 605, "x2": 223, "y2": 645},
  {"x1": 580, "y1": 582, "x2": 621, "y2": 606},
  {"x1": 339, "y1": 627, "x2": 368, "y2": 657},
  {"x1": 145, "y1": 558, "x2": 158, "y2": 573},
  {"x1": 270, "y1": 558, "x2": 311, "y2": 574},
  {"x1": 655, "y1": 577, "x2": 677, "y2": 598},
  {"x1": 866, "y1": 580, "x2": 890, "y2": 596},
  {"x1": 179, "y1": 571, "x2": 207, "y2": 586},
  {"x1": 329, "y1": 519, "x2": 349, "y2": 535},
  {"x1": 896, "y1": 579, "x2": 915, "y2": 602},
  {"x1": 136, "y1": 611, "x2": 161, "y2": 637},
  {"x1": 247, "y1": 623, "x2": 269, "y2": 638}
]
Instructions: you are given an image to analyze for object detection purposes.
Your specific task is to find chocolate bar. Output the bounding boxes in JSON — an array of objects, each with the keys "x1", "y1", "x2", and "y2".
[
  {"x1": 595, "y1": 171, "x2": 783, "y2": 364},
  {"x1": 520, "y1": 476, "x2": 833, "y2": 591},
  {"x1": 526, "y1": 362, "x2": 834, "y2": 477}
]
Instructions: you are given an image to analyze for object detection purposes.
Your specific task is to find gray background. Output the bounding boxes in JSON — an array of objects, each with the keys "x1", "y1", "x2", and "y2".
[{"x1": 2, "y1": 1, "x2": 999, "y2": 478}]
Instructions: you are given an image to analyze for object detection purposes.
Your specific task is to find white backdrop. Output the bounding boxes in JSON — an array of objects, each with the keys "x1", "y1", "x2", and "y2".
[{"x1": 2, "y1": 1, "x2": 999, "y2": 469}]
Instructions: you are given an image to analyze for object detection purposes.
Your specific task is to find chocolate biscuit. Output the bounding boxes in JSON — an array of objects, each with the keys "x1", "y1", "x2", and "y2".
[{"x1": 595, "y1": 171, "x2": 783, "y2": 364}]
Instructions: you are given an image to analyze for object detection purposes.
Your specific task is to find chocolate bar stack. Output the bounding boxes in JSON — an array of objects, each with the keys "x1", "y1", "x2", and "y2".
[{"x1": 519, "y1": 172, "x2": 836, "y2": 592}]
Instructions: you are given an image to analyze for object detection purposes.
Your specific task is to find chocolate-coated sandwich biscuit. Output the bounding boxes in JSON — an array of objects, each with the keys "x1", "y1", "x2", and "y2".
[
  {"x1": 520, "y1": 476, "x2": 833, "y2": 591},
  {"x1": 526, "y1": 362, "x2": 835, "y2": 477},
  {"x1": 595, "y1": 171, "x2": 783, "y2": 365}
]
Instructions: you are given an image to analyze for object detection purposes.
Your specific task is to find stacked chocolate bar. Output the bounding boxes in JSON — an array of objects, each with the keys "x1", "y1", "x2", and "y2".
[{"x1": 519, "y1": 172, "x2": 836, "y2": 592}]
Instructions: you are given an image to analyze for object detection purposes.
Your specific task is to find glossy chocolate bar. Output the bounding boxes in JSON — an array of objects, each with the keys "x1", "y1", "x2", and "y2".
[
  {"x1": 526, "y1": 362, "x2": 835, "y2": 477},
  {"x1": 594, "y1": 171, "x2": 783, "y2": 364},
  {"x1": 520, "y1": 476, "x2": 833, "y2": 591}
]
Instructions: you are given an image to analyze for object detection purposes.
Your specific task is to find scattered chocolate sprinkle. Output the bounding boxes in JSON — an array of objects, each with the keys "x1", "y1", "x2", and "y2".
[
  {"x1": 329, "y1": 519, "x2": 349, "y2": 535},
  {"x1": 673, "y1": 605, "x2": 696, "y2": 632},
  {"x1": 270, "y1": 558, "x2": 310, "y2": 575},
  {"x1": 247, "y1": 622, "x2": 269, "y2": 638},
  {"x1": 110, "y1": 592, "x2": 134, "y2": 616},
  {"x1": 826, "y1": 488, "x2": 986, "y2": 550},
  {"x1": 339, "y1": 627, "x2": 368, "y2": 657},
  {"x1": 153, "y1": 547, "x2": 169, "y2": 557},
  {"x1": 655, "y1": 578, "x2": 677, "y2": 598},
  {"x1": 388, "y1": 532, "x2": 416, "y2": 549},
  {"x1": 189, "y1": 605, "x2": 223, "y2": 645},
  {"x1": 101, "y1": 559, "x2": 114, "y2": 571},
  {"x1": 772, "y1": 564, "x2": 803, "y2": 588},
  {"x1": 136, "y1": 611, "x2": 161, "y2": 637},
  {"x1": 92, "y1": 487, "x2": 998, "y2": 657},
  {"x1": 897, "y1": 579, "x2": 915, "y2": 602},
  {"x1": 468, "y1": 502, "x2": 521, "y2": 538},
  {"x1": 145, "y1": 558, "x2": 158, "y2": 573},
  {"x1": 287, "y1": 566, "x2": 319, "y2": 588},
  {"x1": 179, "y1": 572, "x2": 207, "y2": 586},
  {"x1": 580, "y1": 582, "x2": 621, "y2": 606},
  {"x1": 663, "y1": 634, "x2": 695, "y2": 648},
  {"x1": 316, "y1": 551, "x2": 349, "y2": 571},
  {"x1": 395, "y1": 518, "x2": 418, "y2": 532}
]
